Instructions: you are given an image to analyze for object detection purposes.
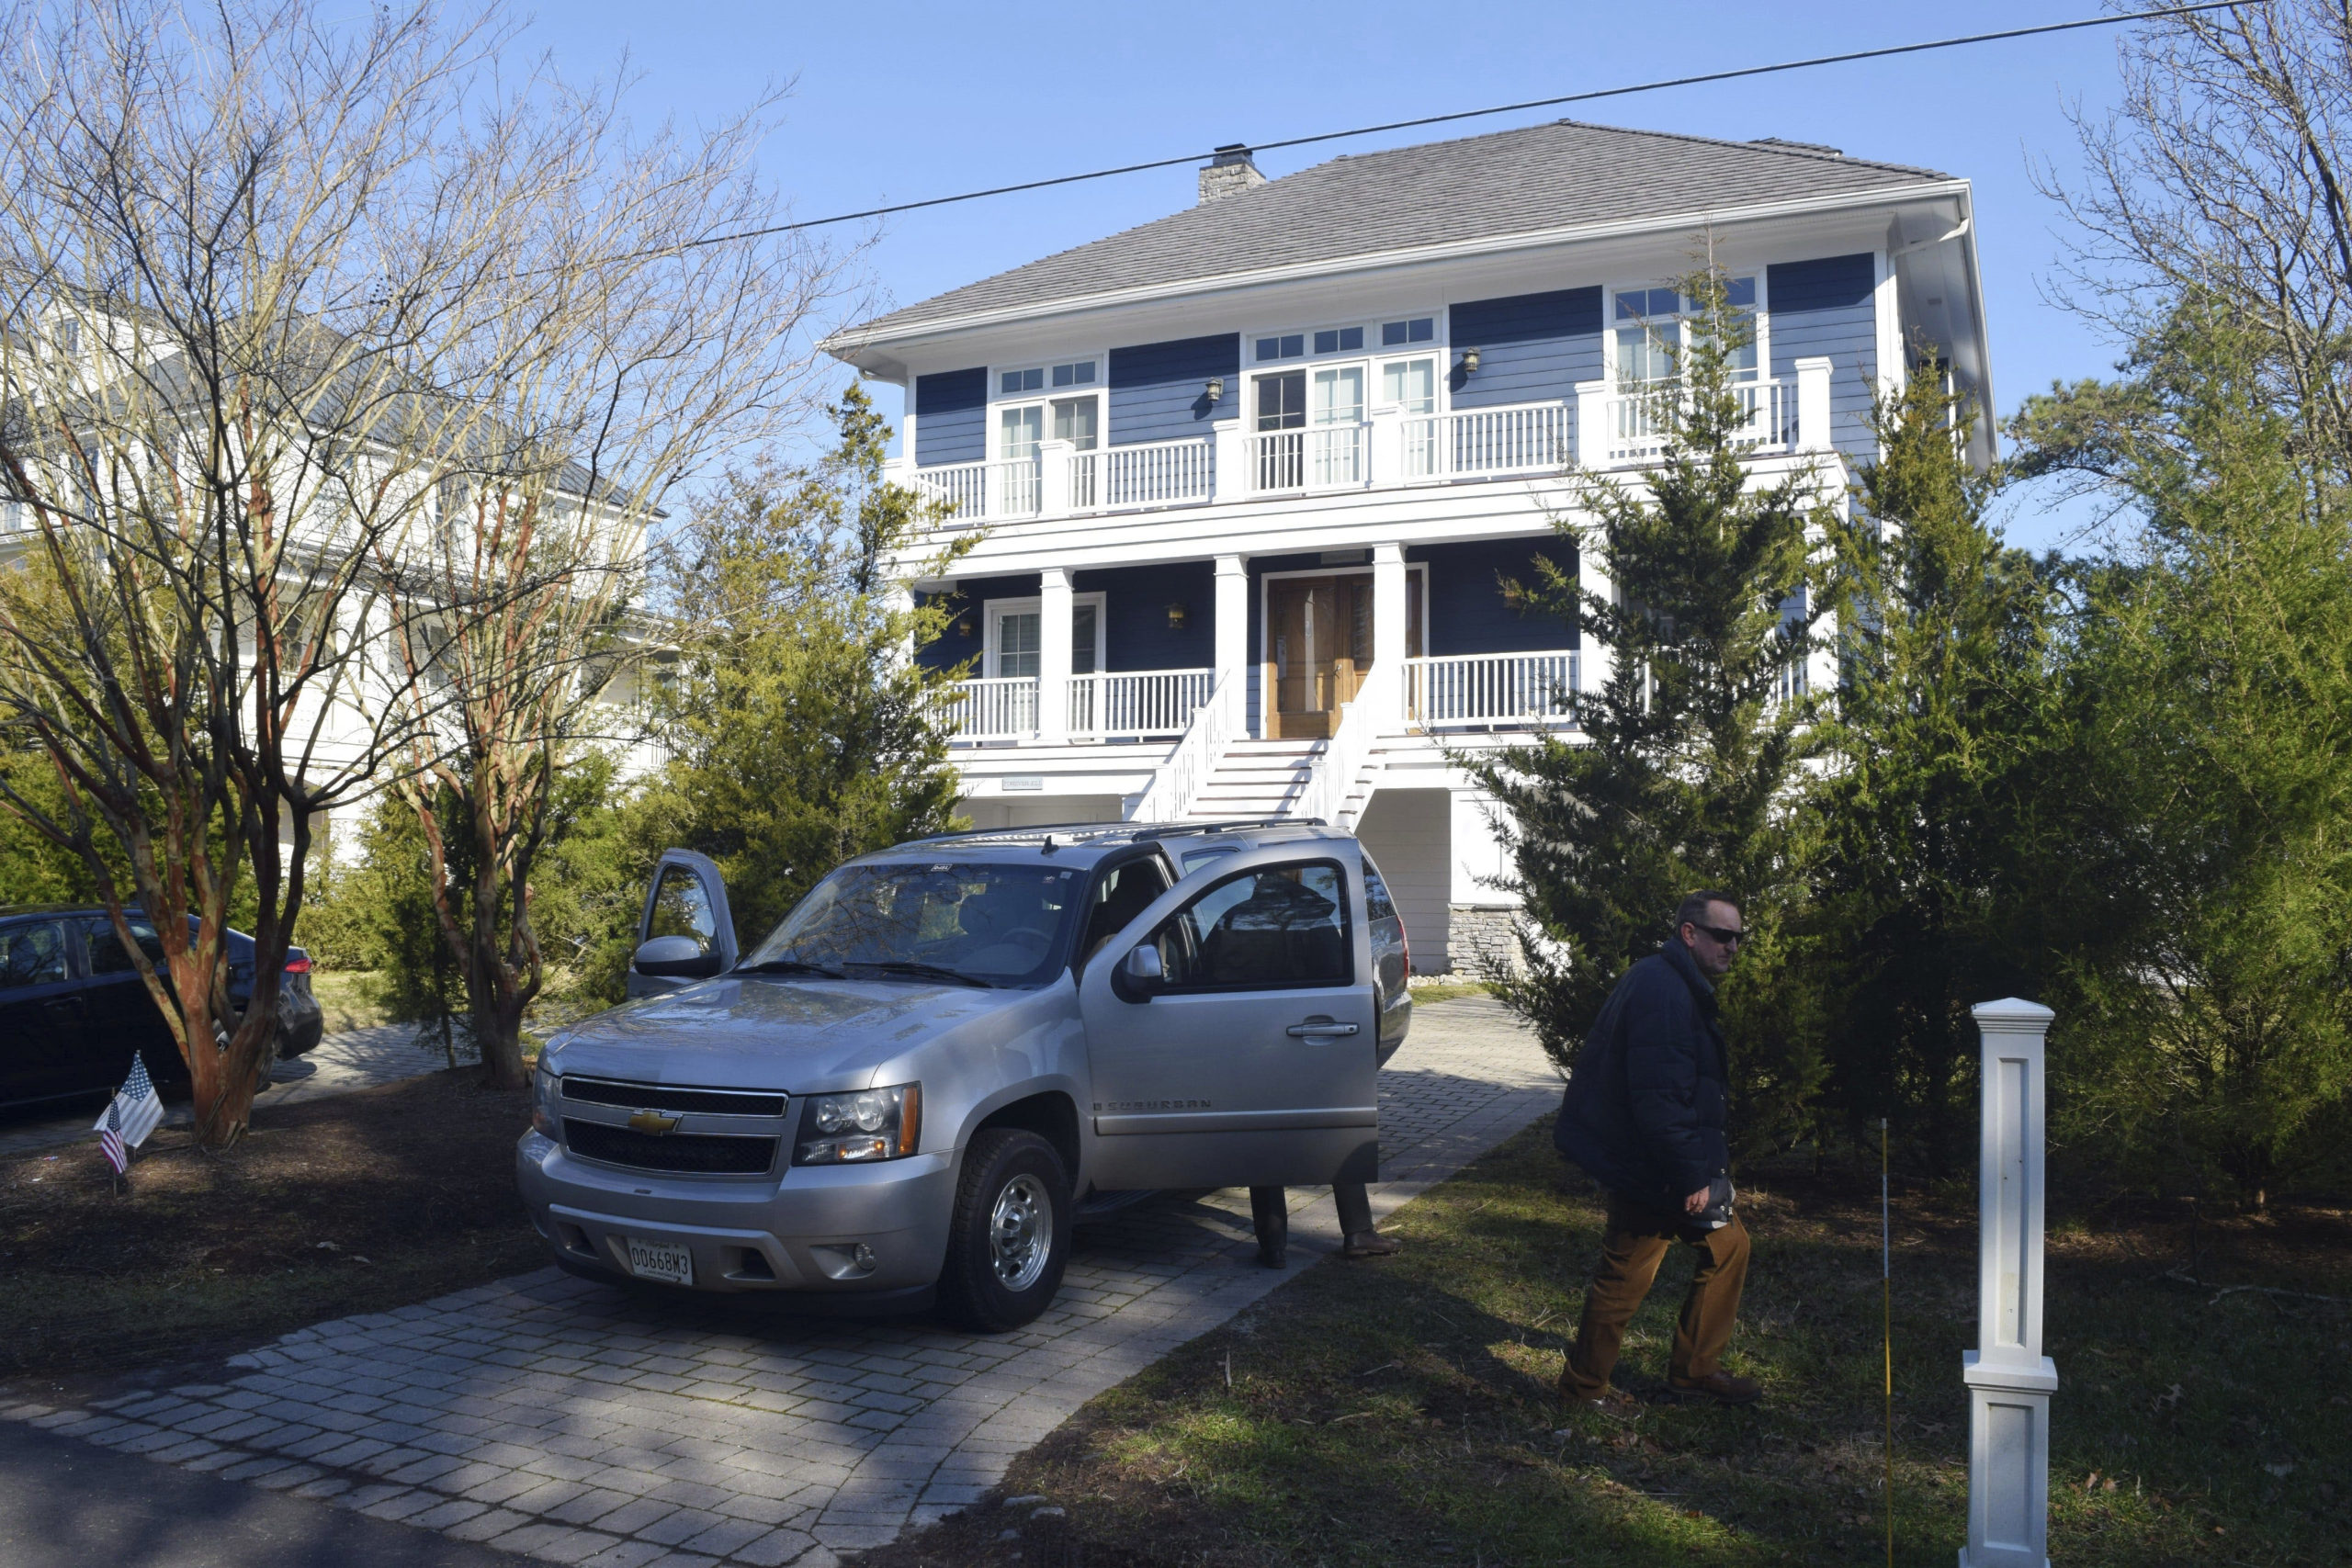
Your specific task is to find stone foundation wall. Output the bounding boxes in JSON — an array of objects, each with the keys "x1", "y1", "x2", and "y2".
[{"x1": 1446, "y1": 905, "x2": 1522, "y2": 979}]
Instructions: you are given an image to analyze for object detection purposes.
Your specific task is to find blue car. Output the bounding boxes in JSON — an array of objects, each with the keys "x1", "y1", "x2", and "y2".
[{"x1": 0, "y1": 906, "x2": 324, "y2": 1111}]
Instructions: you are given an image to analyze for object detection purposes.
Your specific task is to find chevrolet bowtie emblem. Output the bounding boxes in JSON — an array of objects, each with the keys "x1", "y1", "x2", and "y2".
[{"x1": 628, "y1": 1110, "x2": 682, "y2": 1134}]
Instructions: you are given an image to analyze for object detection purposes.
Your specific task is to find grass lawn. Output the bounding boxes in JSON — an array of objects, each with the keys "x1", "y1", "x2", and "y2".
[
  {"x1": 0, "y1": 1069, "x2": 540, "y2": 1393},
  {"x1": 872, "y1": 1126, "x2": 2351, "y2": 1567},
  {"x1": 305, "y1": 967, "x2": 606, "y2": 1043},
  {"x1": 306, "y1": 967, "x2": 397, "y2": 1033}
]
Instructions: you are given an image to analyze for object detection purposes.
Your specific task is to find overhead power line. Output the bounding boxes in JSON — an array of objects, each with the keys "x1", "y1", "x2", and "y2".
[{"x1": 695, "y1": 2, "x2": 2249, "y2": 252}]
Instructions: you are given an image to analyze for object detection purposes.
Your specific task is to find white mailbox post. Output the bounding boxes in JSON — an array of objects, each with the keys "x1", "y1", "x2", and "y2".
[{"x1": 1961, "y1": 998, "x2": 2058, "y2": 1568}]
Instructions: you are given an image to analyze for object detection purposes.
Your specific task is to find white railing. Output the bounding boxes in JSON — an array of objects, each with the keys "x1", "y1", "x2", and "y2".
[
  {"x1": 1402, "y1": 401, "x2": 1571, "y2": 479},
  {"x1": 1601, "y1": 377, "x2": 1796, "y2": 465},
  {"x1": 937, "y1": 676, "x2": 1038, "y2": 740},
  {"x1": 910, "y1": 460, "x2": 986, "y2": 520},
  {"x1": 1074, "y1": 437, "x2": 1215, "y2": 511},
  {"x1": 910, "y1": 457, "x2": 1041, "y2": 521},
  {"x1": 1068, "y1": 667, "x2": 1214, "y2": 739},
  {"x1": 1295, "y1": 670, "x2": 1385, "y2": 829},
  {"x1": 1405, "y1": 651, "x2": 1579, "y2": 728},
  {"x1": 1251, "y1": 424, "x2": 1365, "y2": 493},
  {"x1": 1129, "y1": 668, "x2": 1239, "y2": 822}
]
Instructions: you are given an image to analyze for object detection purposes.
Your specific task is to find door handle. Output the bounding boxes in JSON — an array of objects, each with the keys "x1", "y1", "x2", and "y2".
[{"x1": 1286, "y1": 1019, "x2": 1360, "y2": 1038}]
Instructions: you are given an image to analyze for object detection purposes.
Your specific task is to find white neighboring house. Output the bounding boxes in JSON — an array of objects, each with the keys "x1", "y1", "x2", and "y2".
[
  {"x1": 0, "y1": 306, "x2": 669, "y2": 864},
  {"x1": 822, "y1": 121, "x2": 1991, "y2": 975}
]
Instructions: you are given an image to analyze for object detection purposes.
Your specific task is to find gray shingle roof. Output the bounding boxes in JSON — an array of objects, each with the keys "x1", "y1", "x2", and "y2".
[{"x1": 846, "y1": 119, "x2": 1950, "y2": 341}]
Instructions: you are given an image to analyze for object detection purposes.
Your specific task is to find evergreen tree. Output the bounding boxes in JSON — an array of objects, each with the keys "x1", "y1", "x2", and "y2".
[
  {"x1": 598, "y1": 387, "x2": 969, "y2": 987},
  {"x1": 1804, "y1": 365, "x2": 2059, "y2": 1170},
  {"x1": 2013, "y1": 305, "x2": 2352, "y2": 1205},
  {"x1": 1473, "y1": 265, "x2": 1832, "y2": 1145}
]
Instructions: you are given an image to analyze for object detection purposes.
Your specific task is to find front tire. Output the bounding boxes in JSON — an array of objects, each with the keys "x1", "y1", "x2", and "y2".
[{"x1": 939, "y1": 1129, "x2": 1070, "y2": 1332}]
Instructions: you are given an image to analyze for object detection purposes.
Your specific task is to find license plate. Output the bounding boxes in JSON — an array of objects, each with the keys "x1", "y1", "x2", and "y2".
[{"x1": 624, "y1": 1237, "x2": 694, "y2": 1285}]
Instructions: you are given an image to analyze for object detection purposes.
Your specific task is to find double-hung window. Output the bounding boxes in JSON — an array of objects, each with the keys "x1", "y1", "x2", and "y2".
[{"x1": 1611, "y1": 278, "x2": 1760, "y2": 386}]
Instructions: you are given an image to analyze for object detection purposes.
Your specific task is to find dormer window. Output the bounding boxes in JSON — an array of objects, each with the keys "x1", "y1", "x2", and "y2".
[{"x1": 1611, "y1": 276, "x2": 1759, "y2": 385}]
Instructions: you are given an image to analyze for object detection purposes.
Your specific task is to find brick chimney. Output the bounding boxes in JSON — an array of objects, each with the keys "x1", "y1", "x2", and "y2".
[{"x1": 1198, "y1": 144, "x2": 1266, "y2": 205}]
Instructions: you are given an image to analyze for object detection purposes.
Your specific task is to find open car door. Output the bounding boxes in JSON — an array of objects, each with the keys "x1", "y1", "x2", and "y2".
[
  {"x1": 1076, "y1": 840, "x2": 1378, "y2": 1191},
  {"x1": 625, "y1": 849, "x2": 739, "y2": 999}
]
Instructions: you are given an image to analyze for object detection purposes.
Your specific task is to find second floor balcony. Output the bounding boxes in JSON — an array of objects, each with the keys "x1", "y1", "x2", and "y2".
[{"x1": 897, "y1": 360, "x2": 1833, "y2": 528}]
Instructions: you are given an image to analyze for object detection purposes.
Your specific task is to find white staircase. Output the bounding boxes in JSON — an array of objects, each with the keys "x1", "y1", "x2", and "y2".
[{"x1": 1185, "y1": 737, "x2": 1324, "y2": 820}]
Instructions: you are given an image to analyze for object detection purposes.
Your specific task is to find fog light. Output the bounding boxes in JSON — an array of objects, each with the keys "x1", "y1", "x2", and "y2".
[{"x1": 811, "y1": 1242, "x2": 880, "y2": 1280}]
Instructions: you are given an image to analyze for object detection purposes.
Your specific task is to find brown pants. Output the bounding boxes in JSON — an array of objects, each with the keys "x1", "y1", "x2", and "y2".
[{"x1": 1559, "y1": 1193, "x2": 1750, "y2": 1398}]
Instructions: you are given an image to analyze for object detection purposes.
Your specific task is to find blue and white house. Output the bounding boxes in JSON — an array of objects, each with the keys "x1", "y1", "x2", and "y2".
[{"x1": 822, "y1": 120, "x2": 1990, "y2": 972}]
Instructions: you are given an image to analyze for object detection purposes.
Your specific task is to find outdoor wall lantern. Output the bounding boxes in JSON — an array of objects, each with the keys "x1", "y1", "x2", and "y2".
[
  {"x1": 954, "y1": 615, "x2": 974, "y2": 639},
  {"x1": 1459, "y1": 346, "x2": 1482, "y2": 375},
  {"x1": 1165, "y1": 602, "x2": 1190, "y2": 630},
  {"x1": 1204, "y1": 377, "x2": 1225, "y2": 404}
]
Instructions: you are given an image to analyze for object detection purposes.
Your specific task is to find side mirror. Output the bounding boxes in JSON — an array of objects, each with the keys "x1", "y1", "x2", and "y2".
[
  {"x1": 1119, "y1": 944, "x2": 1166, "y2": 999},
  {"x1": 634, "y1": 934, "x2": 722, "y2": 979}
]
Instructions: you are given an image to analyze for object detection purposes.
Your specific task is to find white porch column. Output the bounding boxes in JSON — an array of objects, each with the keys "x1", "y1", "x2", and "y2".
[
  {"x1": 1037, "y1": 566, "x2": 1073, "y2": 744},
  {"x1": 1794, "y1": 355, "x2": 1834, "y2": 453},
  {"x1": 1961, "y1": 998, "x2": 2058, "y2": 1568},
  {"x1": 1573, "y1": 379, "x2": 1611, "y2": 469},
  {"x1": 1038, "y1": 438, "x2": 1074, "y2": 516},
  {"x1": 1214, "y1": 554, "x2": 1249, "y2": 732},
  {"x1": 1372, "y1": 541, "x2": 1408, "y2": 730}
]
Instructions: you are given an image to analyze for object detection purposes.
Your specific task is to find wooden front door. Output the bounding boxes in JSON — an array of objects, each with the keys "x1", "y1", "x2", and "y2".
[{"x1": 1265, "y1": 575, "x2": 1373, "y2": 739}]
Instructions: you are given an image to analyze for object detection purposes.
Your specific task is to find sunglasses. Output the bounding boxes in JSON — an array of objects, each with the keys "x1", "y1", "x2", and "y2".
[{"x1": 1691, "y1": 922, "x2": 1746, "y2": 946}]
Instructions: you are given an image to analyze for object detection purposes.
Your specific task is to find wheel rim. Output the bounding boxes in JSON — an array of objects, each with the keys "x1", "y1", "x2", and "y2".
[{"x1": 988, "y1": 1172, "x2": 1052, "y2": 1292}]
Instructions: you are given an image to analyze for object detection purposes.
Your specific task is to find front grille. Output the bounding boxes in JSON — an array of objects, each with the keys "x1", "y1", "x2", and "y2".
[
  {"x1": 561, "y1": 1077, "x2": 786, "y2": 1116},
  {"x1": 562, "y1": 1119, "x2": 778, "y2": 1175}
]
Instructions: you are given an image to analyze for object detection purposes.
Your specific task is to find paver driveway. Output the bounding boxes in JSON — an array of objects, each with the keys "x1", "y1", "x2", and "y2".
[{"x1": 2, "y1": 998, "x2": 1556, "y2": 1568}]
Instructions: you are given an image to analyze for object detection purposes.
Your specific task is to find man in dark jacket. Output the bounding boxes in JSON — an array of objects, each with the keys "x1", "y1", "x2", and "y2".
[{"x1": 1555, "y1": 890, "x2": 1759, "y2": 1407}]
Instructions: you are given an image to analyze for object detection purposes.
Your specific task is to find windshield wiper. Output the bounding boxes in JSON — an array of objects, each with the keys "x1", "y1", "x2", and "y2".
[
  {"x1": 735, "y1": 958, "x2": 845, "y2": 979},
  {"x1": 842, "y1": 960, "x2": 995, "y2": 989}
]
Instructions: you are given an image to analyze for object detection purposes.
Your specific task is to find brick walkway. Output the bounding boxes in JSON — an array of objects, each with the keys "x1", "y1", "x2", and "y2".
[{"x1": 1, "y1": 998, "x2": 1556, "y2": 1568}]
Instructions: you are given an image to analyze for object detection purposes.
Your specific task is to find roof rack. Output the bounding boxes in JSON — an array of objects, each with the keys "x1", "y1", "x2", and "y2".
[
  {"x1": 1128, "y1": 817, "x2": 1326, "y2": 841},
  {"x1": 894, "y1": 816, "x2": 1331, "y2": 852}
]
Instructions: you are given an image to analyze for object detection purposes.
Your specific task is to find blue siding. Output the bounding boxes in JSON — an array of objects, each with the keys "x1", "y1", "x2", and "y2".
[
  {"x1": 1410, "y1": 538, "x2": 1579, "y2": 655},
  {"x1": 1447, "y1": 288, "x2": 1603, "y2": 411},
  {"x1": 914, "y1": 572, "x2": 1038, "y2": 673},
  {"x1": 1107, "y1": 334, "x2": 1240, "y2": 446},
  {"x1": 1073, "y1": 562, "x2": 1216, "y2": 672},
  {"x1": 913, "y1": 367, "x2": 987, "y2": 466},
  {"x1": 1768, "y1": 254, "x2": 1880, "y2": 460},
  {"x1": 1767, "y1": 254, "x2": 1875, "y2": 314}
]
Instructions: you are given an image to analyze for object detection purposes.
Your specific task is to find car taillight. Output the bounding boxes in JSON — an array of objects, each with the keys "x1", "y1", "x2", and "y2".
[
  {"x1": 283, "y1": 956, "x2": 312, "y2": 974},
  {"x1": 1400, "y1": 920, "x2": 1411, "y2": 977}
]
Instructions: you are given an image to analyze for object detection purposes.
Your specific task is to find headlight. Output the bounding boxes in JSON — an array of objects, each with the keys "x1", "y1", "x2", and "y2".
[
  {"x1": 531, "y1": 1058, "x2": 561, "y2": 1137},
  {"x1": 795, "y1": 1083, "x2": 922, "y2": 1165}
]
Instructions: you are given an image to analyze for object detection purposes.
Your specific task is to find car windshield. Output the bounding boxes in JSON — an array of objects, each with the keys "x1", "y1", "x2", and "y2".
[{"x1": 741, "y1": 861, "x2": 1083, "y2": 987}]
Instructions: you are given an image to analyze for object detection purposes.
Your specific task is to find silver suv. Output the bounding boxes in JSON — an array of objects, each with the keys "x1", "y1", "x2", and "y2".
[{"x1": 516, "y1": 820, "x2": 1411, "y2": 1330}]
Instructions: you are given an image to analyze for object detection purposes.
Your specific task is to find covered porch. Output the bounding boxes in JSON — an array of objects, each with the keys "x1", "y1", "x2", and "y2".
[{"x1": 917, "y1": 537, "x2": 1584, "y2": 750}]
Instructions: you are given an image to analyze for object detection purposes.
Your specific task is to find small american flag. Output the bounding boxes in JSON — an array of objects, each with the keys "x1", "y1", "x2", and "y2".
[{"x1": 93, "y1": 1053, "x2": 164, "y2": 1174}]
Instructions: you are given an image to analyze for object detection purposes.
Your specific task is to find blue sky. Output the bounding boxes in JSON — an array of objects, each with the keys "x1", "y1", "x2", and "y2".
[{"x1": 524, "y1": 1, "x2": 2144, "y2": 552}]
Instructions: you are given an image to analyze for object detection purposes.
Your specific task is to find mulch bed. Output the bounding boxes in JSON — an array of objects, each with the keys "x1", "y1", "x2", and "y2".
[{"x1": 0, "y1": 1068, "x2": 543, "y2": 1398}]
